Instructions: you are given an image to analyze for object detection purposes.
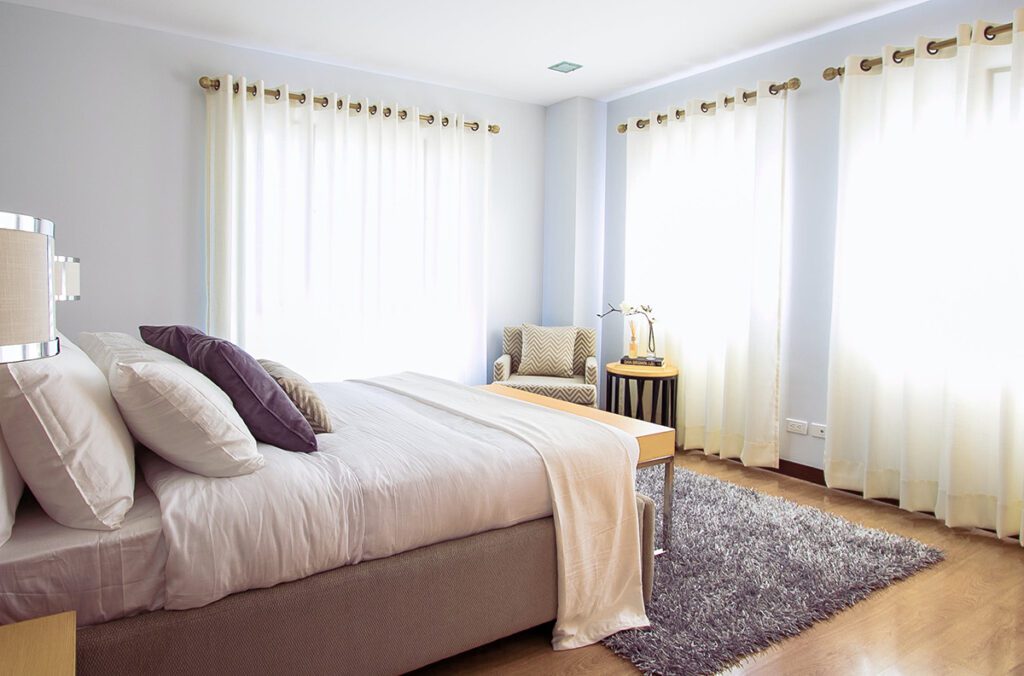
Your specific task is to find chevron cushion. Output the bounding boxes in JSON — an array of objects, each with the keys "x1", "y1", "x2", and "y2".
[
  {"x1": 258, "y1": 359, "x2": 333, "y2": 434},
  {"x1": 504, "y1": 375, "x2": 597, "y2": 406},
  {"x1": 518, "y1": 325, "x2": 576, "y2": 378}
]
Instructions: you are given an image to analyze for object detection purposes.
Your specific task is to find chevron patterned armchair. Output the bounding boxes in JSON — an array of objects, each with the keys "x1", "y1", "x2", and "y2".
[{"x1": 493, "y1": 325, "x2": 598, "y2": 407}]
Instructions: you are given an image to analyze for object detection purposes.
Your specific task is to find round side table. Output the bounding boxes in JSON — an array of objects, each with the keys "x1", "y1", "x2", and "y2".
[{"x1": 605, "y1": 362, "x2": 679, "y2": 428}]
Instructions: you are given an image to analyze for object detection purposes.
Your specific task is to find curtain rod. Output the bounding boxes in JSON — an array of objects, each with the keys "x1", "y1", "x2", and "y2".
[
  {"x1": 197, "y1": 76, "x2": 500, "y2": 134},
  {"x1": 823, "y1": 20, "x2": 1014, "y2": 81},
  {"x1": 615, "y1": 78, "x2": 800, "y2": 134}
]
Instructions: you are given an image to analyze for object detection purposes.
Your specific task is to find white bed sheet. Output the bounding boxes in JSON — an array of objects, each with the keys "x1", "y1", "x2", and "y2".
[
  {"x1": 143, "y1": 379, "x2": 552, "y2": 611},
  {"x1": 0, "y1": 480, "x2": 166, "y2": 626}
]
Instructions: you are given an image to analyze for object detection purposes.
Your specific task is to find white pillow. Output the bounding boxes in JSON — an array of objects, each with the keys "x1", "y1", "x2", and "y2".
[
  {"x1": 0, "y1": 335, "x2": 135, "y2": 530},
  {"x1": 78, "y1": 330, "x2": 178, "y2": 376},
  {"x1": 107, "y1": 356, "x2": 264, "y2": 478},
  {"x1": 0, "y1": 428, "x2": 23, "y2": 547}
]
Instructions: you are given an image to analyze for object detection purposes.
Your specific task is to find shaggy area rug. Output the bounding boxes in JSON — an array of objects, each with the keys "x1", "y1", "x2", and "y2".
[{"x1": 603, "y1": 466, "x2": 943, "y2": 675}]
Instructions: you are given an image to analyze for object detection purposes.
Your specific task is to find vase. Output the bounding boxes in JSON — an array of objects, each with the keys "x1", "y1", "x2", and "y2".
[
  {"x1": 628, "y1": 337, "x2": 638, "y2": 359},
  {"x1": 647, "y1": 323, "x2": 657, "y2": 358}
]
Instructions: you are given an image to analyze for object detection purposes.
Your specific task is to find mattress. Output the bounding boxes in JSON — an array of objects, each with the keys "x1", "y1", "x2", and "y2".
[{"x1": 0, "y1": 480, "x2": 167, "y2": 626}]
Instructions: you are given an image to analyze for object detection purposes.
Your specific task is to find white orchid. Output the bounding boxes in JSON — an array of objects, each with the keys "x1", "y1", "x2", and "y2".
[{"x1": 598, "y1": 302, "x2": 659, "y2": 356}]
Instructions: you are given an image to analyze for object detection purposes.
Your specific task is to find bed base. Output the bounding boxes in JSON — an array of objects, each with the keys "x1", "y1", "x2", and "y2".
[{"x1": 77, "y1": 494, "x2": 655, "y2": 675}]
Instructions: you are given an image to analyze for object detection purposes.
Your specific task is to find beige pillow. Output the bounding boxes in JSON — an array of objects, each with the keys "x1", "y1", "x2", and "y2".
[
  {"x1": 0, "y1": 428, "x2": 22, "y2": 547},
  {"x1": 258, "y1": 360, "x2": 333, "y2": 434},
  {"x1": 518, "y1": 325, "x2": 577, "y2": 378},
  {"x1": 0, "y1": 336, "x2": 135, "y2": 531}
]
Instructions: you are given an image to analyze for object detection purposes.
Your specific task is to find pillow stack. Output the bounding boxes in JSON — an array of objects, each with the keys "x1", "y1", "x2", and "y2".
[{"x1": 0, "y1": 326, "x2": 334, "y2": 545}]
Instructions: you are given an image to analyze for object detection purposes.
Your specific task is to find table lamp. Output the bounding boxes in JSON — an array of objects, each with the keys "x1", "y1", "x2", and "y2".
[{"x1": 0, "y1": 211, "x2": 80, "y2": 364}]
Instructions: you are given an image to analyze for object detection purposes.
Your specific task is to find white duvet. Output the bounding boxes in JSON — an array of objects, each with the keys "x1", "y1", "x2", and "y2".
[{"x1": 143, "y1": 373, "x2": 648, "y2": 649}]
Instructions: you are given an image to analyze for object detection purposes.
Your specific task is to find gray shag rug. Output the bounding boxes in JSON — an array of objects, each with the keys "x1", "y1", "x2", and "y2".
[{"x1": 603, "y1": 466, "x2": 944, "y2": 675}]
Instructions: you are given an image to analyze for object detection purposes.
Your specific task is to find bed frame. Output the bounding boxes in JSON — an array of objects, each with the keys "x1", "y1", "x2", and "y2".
[{"x1": 76, "y1": 494, "x2": 655, "y2": 675}]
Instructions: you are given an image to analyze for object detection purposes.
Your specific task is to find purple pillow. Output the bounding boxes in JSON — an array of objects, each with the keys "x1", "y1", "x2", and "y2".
[
  {"x1": 140, "y1": 325, "x2": 206, "y2": 365},
  {"x1": 187, "y1": 335, "x2": 317, "y2": 453}
]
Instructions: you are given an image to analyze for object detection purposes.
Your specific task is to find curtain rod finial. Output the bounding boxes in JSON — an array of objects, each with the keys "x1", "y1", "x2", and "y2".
[
  {"x1": 787, "y1": 77, "x2": 801, "y2": 91},
  {"x1": 822, "y1": 67, "x2": 841, "y2": 81},
  {"x1": 198, "y1": 76, "x2": 216, "y2": 90}
]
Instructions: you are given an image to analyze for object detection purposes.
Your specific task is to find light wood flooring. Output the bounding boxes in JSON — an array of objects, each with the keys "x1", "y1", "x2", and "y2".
[{"x1": 420, "y1": 452, "x2": 1024, "y2": 675}]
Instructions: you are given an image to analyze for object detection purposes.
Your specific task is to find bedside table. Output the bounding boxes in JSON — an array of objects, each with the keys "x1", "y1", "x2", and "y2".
[
  {"x1": 0, "y1": 611, "x2": 76, "y2": 676},
  {"x1": 606, "y1": 362, "x2": 679, "y2": 428}
]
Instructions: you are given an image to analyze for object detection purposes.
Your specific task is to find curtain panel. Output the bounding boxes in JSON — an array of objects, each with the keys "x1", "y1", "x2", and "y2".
[
  {"x1": 204, "y1": 76, "x2": 491, "y2": 383},
  {"x1": 623, "y1": 82, "x2": 789, "y2": 467},
  {"x1": 825, "y1": 13, "x2": 1024, "y2": 540}
]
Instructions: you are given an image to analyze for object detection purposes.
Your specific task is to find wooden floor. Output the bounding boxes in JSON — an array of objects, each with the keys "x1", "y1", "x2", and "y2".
[{"x1": 420, "y1": 452, "x2": 1024, "y2": 675}]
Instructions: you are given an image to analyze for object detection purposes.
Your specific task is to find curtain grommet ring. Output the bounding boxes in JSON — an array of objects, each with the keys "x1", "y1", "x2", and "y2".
[
  {"x1": 636, "y1": 119, "x2": 646, "y2": 129},
  {"x1": 398, "y1": 110, "x2": 407, "y2": 120},
  {"x1": 768, "y1": 84, "x2": 780, "y2": 95},
  {"x1": 926, "y1": 41, "x2": 940, "y2": 55},
  {"x1": 274, "y1": 89, "x2": 281, "y2": 101},
  {"x1": 442, "y1": 116, "x2": 449, "y2": 127},
  {"x1": 320, "y1": 97, "x2": 328, "y2": 108},
  {"x1": 369, "y1": 104, "x2": 377, "y2": 115},
  {"x1": 426, "y1": 114, "x2": 434, "y2": 124},
  {"x1": 700, "y1": 102, "x2": 709, "y2": 113},
  {"x1": 384, "y1": 107, "x2": 391, "y2": 117},
  {"x1": 469, "y1": 121, "x2": 480, "y2": 131},
  {"x1": 337, "y1": 99, "x2": 345, "y2": 110},
  {"x1": 675, "y1": 109, "x2": 683, "y2": 119},
  {"x1": 250, "y1": 87, "x2": 257, "y2": 97},
  {"x1": 984, "y1": 25, "x2": 997, "y2": 40},
  {"x1": 892, "y1": 52, "x2": 904, "y2": 65},
  {"x1": 859, "y1": 59, "x2": 873, "y2": 72},
  {"x1": 354, "y1": 102, "x2": 362, "y2": 113},
  {"x1": 298, "y1": 93, "x2": 307, "y2": 105},
  {"x1": 741, "y1": 91, "x2": 749, "y2": 103},
  {"x1": 232, "y1": 82, "x2": 239, "y2": 94}
]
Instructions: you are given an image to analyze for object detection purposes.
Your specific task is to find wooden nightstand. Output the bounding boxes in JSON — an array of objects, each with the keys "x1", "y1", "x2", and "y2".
[
  {"x1": 605, "y1": 362, "x2": 679, "y2": 428},
  {"x1": 0, "y1": 611, "x2": 76, "y2": 676}
]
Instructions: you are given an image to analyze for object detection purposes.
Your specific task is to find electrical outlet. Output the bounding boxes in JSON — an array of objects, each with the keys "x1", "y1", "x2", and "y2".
[
  {"x1": 785, "y1": 418, "x2": 808, "y2": 435},
  {"x1": 810, "y1": 423, "x2": 826, "y2": 439}
]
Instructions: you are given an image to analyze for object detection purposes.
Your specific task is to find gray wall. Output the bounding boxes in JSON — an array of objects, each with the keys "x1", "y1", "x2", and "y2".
[
  {"x1": 0, "y1": 2, "x2": 546, "y2": 379},
  {"x1": 601, "y1": 0, "x2": 1019, "y2": 468}
]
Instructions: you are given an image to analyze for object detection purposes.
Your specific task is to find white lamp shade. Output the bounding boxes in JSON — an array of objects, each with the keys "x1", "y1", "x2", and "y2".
[
  {"x1": 54, "y1": 256, "x2": 81, "y2": 301},
  {"x1": 0, "y1": 212, "x2": 58, "y2": 363}
]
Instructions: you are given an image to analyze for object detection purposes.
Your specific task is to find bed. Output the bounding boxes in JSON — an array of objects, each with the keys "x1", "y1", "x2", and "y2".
[{"x1": 0, "y1": 372, "x2": 656, "y2": 674}]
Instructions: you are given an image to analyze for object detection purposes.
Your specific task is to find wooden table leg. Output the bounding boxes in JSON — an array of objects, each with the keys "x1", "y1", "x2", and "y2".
[
  {"x1": 670, "y1": 378, "x2": 678, "y2": 430},
  {"x1": 624, "y1": 377, "x2": 632, "y2": 418},
  {"x1": 636, "y1": 379, "x2": 645, "y2": 420}
]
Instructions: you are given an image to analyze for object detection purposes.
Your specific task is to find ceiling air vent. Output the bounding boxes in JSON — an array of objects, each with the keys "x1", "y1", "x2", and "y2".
[{"x1": 548, "y1": 61, "x2": 582, "y2": 73}]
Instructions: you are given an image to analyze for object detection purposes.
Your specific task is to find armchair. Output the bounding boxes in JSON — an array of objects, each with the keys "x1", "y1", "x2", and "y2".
[{"x1": 492, "y1": 326, "x2": 598, "y2": 406}]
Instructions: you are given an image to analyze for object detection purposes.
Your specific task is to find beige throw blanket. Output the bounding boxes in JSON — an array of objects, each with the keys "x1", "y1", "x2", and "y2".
[{"x1": 357, "y1": 373, "x2": 649, "y2": 649}]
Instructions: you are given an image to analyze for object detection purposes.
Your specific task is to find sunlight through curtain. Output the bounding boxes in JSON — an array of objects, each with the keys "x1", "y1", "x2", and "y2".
[
  {"x1": 623, "y1": 82, "x2": 789, "y2": 467},
  {"x1": 825, "y1": 12, "x2": 1024, "y2": 540},
  {"x1": 204, "y1": 76, "x2": 491, "y2": 383}
]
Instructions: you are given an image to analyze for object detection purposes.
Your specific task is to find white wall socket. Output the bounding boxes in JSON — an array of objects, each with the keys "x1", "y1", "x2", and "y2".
[
  {"x1": 785, "y1": 418, "x2": 808, "y2": 435},
  {"x1": 810, "y1": 423, "x2": 826, "y2": 439}
]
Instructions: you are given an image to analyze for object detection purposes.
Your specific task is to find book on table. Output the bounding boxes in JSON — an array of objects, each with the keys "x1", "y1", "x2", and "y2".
[{"x1": 618, "y1": 356, "x2": 667, "y2": 366}]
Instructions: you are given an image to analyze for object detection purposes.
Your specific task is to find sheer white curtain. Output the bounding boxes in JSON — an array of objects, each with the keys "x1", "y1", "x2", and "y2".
[
  {"x1": 204, "y1": 76, "x2": 491, "y2": 383},
  {"x1": 826, "y1": 13, "x2": 1024, "y2": 540},
  {"x1": 623, "y1": 82, "x2": 788, "y2": 467}
]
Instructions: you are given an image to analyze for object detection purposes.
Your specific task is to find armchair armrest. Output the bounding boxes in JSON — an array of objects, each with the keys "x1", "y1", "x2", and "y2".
[
  {"x1": 585, "y1": 356, "x2": 598, "y2": 386},
  {"x1": 493, "y1": 354, "x2": 512, "y2": 382}
]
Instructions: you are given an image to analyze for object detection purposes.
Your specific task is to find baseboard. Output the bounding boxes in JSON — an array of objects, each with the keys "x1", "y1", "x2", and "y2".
[{"x1": 774, "y1": 459, "x2": 826, "y2": 486}]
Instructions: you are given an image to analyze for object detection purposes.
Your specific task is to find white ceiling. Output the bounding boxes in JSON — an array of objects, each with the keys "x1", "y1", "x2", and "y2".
[{"x1": 9, "y1": 0, "x2": 928, "y2": 105}]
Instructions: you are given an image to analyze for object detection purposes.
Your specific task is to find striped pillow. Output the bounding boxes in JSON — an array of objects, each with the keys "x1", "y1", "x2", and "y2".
[
  {"x1": 258, "y1": 360, "x2": 334, "y2": 434},
  {"x1": 518, "y1": 325, "x2": 576, "y2": 378}
]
